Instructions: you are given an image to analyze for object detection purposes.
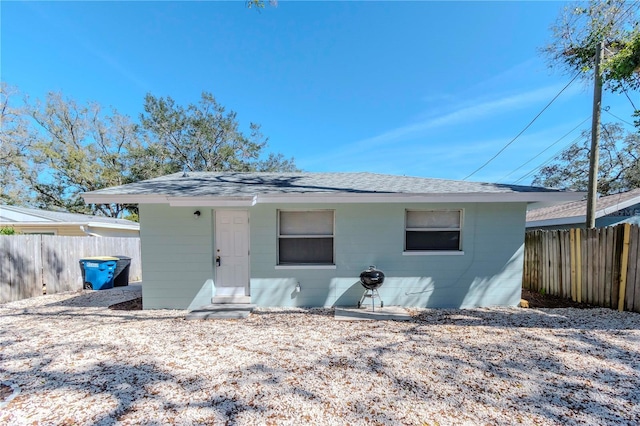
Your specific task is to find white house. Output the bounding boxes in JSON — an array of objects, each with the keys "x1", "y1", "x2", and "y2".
[{"x1": 82, "y1": 172, "x2": 582, "y2": 310}]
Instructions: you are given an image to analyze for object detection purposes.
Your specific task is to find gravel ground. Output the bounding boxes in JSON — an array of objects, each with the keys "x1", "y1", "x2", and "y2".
[{"x1": 1, "y1": 288, "x2": 639, "y2": 425}]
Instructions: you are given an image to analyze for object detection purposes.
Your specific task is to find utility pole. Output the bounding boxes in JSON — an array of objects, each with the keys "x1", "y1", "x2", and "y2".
[{"x1": 586, "y1": 40, "x2": 604, "y2": 229}]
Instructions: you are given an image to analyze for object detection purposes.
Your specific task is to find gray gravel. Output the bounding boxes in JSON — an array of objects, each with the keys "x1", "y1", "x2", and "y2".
[{"x1": 1, "y1": 288, "x2": 639, "y2": 425}]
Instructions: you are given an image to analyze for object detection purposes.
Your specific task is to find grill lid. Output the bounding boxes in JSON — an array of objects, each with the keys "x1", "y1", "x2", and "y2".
[{"x1": 360, "y1": 265, "x2": 385, "y2": 289}]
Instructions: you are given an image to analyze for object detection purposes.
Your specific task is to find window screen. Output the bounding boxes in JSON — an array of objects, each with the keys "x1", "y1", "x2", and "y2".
[
  {"x1": 278, "y1": 210, "x2": 334, "y2": 264},
  {"x1": 405, "y1": 210, "x2": 462, "y2": 251}
]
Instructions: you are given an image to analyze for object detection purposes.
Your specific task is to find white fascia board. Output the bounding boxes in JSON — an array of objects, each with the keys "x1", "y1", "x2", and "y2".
[
  {"x1": 597, "y1": 196, "x2": 640, "y2": 217},
  {"x1": 87, "y1": 222, "x2": 140, "y2": 231},
  {"x1": 81, "y1": 194, "x2": 169, "y2": 204},
  {"x1": 1, "y1": 221, "x2": 140, "y2": 231},
  {"x1": 167, "y1": 196, "x2": 257, "y2": 207},
  {"x1": 82, "y1": 190, "x2": 585, "y2": 205},
  {"x1": 256, "y1": 191, "x2": 586, "y2": 204},
  {"x1": 526, "y1": 216, "x2": 584, "y2": 228}
]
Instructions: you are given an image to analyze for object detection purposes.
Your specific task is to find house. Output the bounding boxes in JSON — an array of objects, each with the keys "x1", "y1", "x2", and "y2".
[
  {"x1": 0, "y1": 205, "x2": 140, "y2": 237},
  {"x1": 526, "y1": 188, "x2": 640, "y2": 230},
  {"x1": 82, "y1": 172, "x2": 582, "y2": 310}
]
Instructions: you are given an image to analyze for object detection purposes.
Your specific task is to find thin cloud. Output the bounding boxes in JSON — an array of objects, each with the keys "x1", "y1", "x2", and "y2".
[
  {"x1": 369, "y1": 84, "x2": 578, "y2": 145},
  {"x1": 303, "y1": 83, "x2": 582, "y2": 169}
]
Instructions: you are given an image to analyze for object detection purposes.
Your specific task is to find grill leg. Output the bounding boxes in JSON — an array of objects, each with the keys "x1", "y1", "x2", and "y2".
[
  {"x1": 372, "y1": 289, "x2": 376, "y2": 312},
  {"x1": 359, "y1": 288, "x2": 384, "y2": 311}
]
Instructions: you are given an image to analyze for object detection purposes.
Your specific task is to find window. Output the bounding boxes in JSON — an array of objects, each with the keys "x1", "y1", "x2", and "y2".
[
  {"x1": 278, "y1": 210, "x2": 334, "y2": 265},
  {"x1": 405, "y1": 210, "x2": 462, "y2": 251}
]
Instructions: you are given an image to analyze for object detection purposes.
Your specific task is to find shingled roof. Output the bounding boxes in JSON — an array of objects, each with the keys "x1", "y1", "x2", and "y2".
[
  {"x1": 83, "y1": 172, "x2": 581, "y2": 206},
  {"x1": 0, "y1": 205, "x2": 137, "y2": 227},
  {"x1": 526, "y1": 188, "x2": 640, "y2": 226}
]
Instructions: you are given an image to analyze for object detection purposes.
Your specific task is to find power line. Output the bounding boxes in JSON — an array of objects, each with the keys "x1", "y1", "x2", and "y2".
[
  {"x1": 622, "y1": 87, "x2": 638, "y2": 111},
  {"x1": 462, "y1": 72, "x2": 581, "y2": 181},
  {"x1": 512, "y1": 133, "x2": 585, "y2": 185},
  {"x1": 603, "y1": 108, "x2": 636, "y2": 127},
  {"x1": 497, "y1": 116, "x2": 591, "y2": 183}
]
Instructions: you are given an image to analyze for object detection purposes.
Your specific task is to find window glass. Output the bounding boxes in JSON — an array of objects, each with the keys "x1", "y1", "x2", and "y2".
[{"x1": 279, "y1": 238, "x2": 334, "y2": 264}]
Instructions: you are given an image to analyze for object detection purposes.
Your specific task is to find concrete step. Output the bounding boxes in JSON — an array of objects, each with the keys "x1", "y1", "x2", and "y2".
[
  {"x1": 186, "y1": 303, "x2": 256, "y2": 320},
  {"x1": 212, "y1": 295, "x2": 252, "y2": 304}
]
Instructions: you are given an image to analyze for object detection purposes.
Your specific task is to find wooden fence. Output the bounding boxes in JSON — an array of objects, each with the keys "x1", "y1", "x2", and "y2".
[
  {"x1": 523, "y1": 223, "x2": 640, "y2": 313},
  {"x1": 0, "y1": 235, "x2": 141, "y2": 304}
]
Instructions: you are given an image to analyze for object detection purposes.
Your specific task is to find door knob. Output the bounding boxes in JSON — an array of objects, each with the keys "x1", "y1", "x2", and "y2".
[{"x1": 216, "y1": 256, "x2": 221, "y2": 267}]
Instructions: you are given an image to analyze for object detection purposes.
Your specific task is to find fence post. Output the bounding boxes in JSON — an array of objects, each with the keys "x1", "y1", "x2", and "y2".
[{"x1": 618, "y1": 223, "x2": 631, "y2": 312}]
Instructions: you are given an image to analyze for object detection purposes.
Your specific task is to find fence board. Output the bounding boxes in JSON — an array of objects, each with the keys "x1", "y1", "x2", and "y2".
[
  {"x1": 612, "y1": 225, "x2": 622, "y2": 309},
  {"x1": 551, "y1": 232, "x2": 560, "y2": 295},
  {"x1": 1, "y1": 236, "x2": 141, "y2": 303},
  {"x1": 591, "y1": 229, "x2": 597, "y2": 305},
  {"x1": 576, "y1": 229, "x2": 583, "y2": 302},
  {"x1": 603, "y1": 227, "x2": 614, "y2": 308},
  {"x1": 633, "y1": 227, "x2": 640, "y2": 312},
  {"x1": 627, "y1": 225, "x2": 640, "y2": 312},
  {"x1": 570, "y1": 229, "x2": 576, "y2": 301},
  {"x1": 560, "y1": 231, "x2": 568, "y2": 298}
]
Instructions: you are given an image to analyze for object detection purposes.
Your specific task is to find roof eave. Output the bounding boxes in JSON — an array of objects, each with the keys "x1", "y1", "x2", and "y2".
[
  {"x1": 82, "y1": 191, "x2": 585, "y2": 205},
  {"x1": 526, "y1": 216, "x2": 585, "y2": 228},
  {"x1": 82, "y1": 194, "x2": 170, "y2": 204},
  {"x1": 86, "y1": 222, "x2": 140, "y2": 231},
  {"x1": 0, "y1": 221, "x2": 139, "y2": 230},
  {"x1": 596, "y1": 195, "x2": 640, "y2": 217}
]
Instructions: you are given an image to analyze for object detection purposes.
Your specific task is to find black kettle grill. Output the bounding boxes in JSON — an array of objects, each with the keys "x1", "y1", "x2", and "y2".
[{"x1": 358, "y1": 266, "x2": 385, "y2": 310}]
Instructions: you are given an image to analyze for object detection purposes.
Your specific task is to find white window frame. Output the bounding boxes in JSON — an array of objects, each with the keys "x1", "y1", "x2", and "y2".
[
  {"x1": 403, "y1": 209, "x2": 464, "y2": 255},
  {"x1": 277, "y1": 210, "x2": 336, "y2": 267}
]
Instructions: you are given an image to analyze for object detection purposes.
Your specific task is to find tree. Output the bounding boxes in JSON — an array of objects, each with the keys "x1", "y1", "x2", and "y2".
[
  {"x1": 603, "y1": 30, "x2": 640, "y2": 128},
  {"x1": 25, "y1": 92, "x2": 143, "y2": 217},
  {"x1": 533, "y1": 123, "x2": 640, "y2": 194},
  {"x1": 543, "y1": 1, "x2": 640, "y2": 126},
  {"x1": 3, "y1": 86, "x2": 298, "y2": 219},
  {"x1": 603, "y1": 31, "x2": 640, "y2": 91},
  {"x1": 0, "y1": 226, "x2": 18, "y2": 235},
  {"x1": 246, "y1": 0, "x2": 278, "y2": 9},
  {"x1": 138, "y1": 92, "x2": 298, "y2": 175},
  {"x1": 543, "y1": 1, "x2": 638, "y2": 81},
  {"x1": 0, "y1": 83, "x2": 33, "y2": 205}
]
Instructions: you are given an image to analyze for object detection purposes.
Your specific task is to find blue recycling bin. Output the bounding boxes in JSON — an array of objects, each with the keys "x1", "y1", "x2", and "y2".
[{"x1": 79, "y1": 257, "x2": 118, "y2": 290}]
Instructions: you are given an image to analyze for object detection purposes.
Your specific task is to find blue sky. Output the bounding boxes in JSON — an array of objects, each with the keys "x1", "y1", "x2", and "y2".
[{"x1": 2, "y1": 1, "x2": 638, "y2": 184}]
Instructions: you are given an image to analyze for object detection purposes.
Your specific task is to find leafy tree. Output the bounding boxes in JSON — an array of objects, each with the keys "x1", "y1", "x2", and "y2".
[
  {"x1": 25, "y1": 92, "x2": 143, "y2": 217},
  {"x1": 603, "y1": 31, "x2": 640, "y2": 91},
  {"x1": 603, "y1": 30, "x2": 640, "y2": 128},
  {"x1": 543, "y1": 1, "x2": 640, "y2": 128},
  {"x1": 3, "y1": 86, "x2": 298, "y2": 218},
  {"x1": 543, "y1": 0, "x2": 638, "y2": 81},
  {"x1": 0, "y1": 83, "x2": 33, "y2": 205},
  {"x1": 246, "y1": 0, "x2": 277, "y2": 9},
  {"x1": 533, "y1": 123, "x2": 640, "y2": 194},
  {"x1": 139, "y1": 92, "x2": 298, "y2": 175},
  {"x1": 0, "y1": 226, "x2": 18, "y2": 235}
]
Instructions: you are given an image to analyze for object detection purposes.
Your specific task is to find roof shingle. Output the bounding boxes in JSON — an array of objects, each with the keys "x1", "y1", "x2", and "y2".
[{"x1": 85, "y1": 172, "x2": 567, "y2": 198}]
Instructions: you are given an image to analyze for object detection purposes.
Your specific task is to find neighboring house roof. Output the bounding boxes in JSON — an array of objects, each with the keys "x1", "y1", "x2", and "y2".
[
  {"x1": 83, "y1": 172, "x2": 584, "y2": 206},
  {"x1": 526, "y1": 188, "x2": 640, "y2": 228},
  {"x1": 0, "y1": 205, "x2": 139, "y2": 231}
]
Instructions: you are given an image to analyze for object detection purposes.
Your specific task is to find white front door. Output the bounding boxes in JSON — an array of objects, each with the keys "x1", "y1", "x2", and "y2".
[{"x1": 214, "y1": 210, "x2": 249, "y2": 296}]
